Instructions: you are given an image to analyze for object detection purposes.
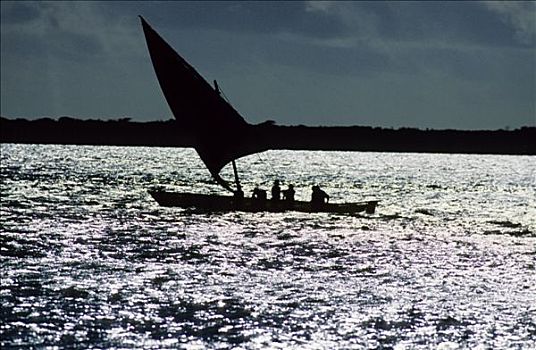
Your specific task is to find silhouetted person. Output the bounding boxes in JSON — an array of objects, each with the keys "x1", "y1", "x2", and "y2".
[
  {"x1": 252, "y1": 186, "x2": 267, "y2": 200},
  {"x1": 234, "y1": 187, "x2": 244, "y2": 199},
  {"x1": 282, "y1": 184, "x2": 295, "y2": 202},
  {"x1": 311, "y1": 185, "x2": 329, "y2": 205},
  {"x1": 271, "y1": 180, "x2": 281, "y2": 201},
  {"x1": 234, "y1": 180, "x2": 244, "y2": 200}
]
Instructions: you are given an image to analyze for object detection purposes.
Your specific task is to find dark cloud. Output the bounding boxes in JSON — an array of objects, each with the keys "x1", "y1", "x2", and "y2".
[
  {"x1": 1, "y1": 2, "x2": 104, "y2": 59},
  {"x1": 105, "y1": 1, "x2": 534, "y2": 48},
  {"x1": 1, "y1": 30, "x2": 44, "y2": 56},
  {"x1": 359, "y1": 2, "x2": 528, "y2": 48},
  {"x1": 96, "y1": 1, "x2": 346, "y2": 39},
  {"x1": 2, "y1": 31, "x2": 101, "y2": 62},
  {"x1": 257, "y1": 39, "x2": 390, "y2": 77},
  {"x1": 0, "y1": 1, "x2": 41, "y2": 24},
  {"x1": 53, "y1": 31, "x2": 103, "y2": 61}
]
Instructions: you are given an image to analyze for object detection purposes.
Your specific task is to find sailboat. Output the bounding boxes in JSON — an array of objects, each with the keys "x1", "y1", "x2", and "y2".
[{"x1": 140, "y1": 16, "x2": 378, "y2": 214}]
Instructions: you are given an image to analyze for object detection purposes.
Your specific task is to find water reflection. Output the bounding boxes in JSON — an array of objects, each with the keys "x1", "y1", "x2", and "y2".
[{"x1": 1, "y1": 144, "x2": 535, "y2": 348}]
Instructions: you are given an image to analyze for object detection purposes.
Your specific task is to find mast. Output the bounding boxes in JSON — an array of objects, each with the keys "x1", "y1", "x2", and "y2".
[
  {"x1": 232, "y1": 160, "x2": 241, "y2": 193},
  {"x1": 215, "y1": 80, "x2": 241, "y2": 192}
]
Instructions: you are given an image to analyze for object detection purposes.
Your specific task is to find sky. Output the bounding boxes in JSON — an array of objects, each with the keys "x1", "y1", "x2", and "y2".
[{"x1": 1, "y1": 1, "x2": 535, "y2": 129}]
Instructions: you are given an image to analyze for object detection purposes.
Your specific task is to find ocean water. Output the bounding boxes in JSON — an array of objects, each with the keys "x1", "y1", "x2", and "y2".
[{"x1": 1, "y1": 144, "x2": 535, "y2": 349}]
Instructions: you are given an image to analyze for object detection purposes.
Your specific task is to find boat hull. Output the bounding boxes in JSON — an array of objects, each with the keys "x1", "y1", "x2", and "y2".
[{"x1": 149, "y1": 191, "x2": 378, "y2": 214}]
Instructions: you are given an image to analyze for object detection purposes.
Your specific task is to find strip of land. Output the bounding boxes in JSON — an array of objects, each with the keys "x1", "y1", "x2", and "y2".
[{"x1": 1, "y1": 117, "x2": 534, "y2": 155}]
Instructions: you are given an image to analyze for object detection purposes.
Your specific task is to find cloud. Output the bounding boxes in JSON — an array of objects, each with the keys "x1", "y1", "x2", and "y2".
[
  {"x1": 0, "y1": 1, "x2": 42, "y2": 25},
  {"x1": 1, "y1": 1, "x2": 143, "y2": 59},
  {"x1": 305, "y1": 1, "x2": 334, "y2": 14},
  {"x1": 96, "y1": 1, "x2": 346, "y2": 40},
  {"x1": 3, "y1": 1, "x2": 530, "y2": 72},
  {"x1": 0, "y1": 1, "x2": 162, "y2": 118},
  {"x1": 306, "y1": 1, "x2": 533, "y2": 49},
  {"x1": 483, "y1": 1, "x2": 536, "y2": 45}
]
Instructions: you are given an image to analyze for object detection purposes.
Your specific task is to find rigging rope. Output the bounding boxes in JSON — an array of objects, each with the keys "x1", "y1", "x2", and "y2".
[
  {"x1": 218, "y1": 84, "x2": 232, "y2": 104},
  {"x1": 220, "y1": 90, "x2": 231, "y2": 104},
  {"x1": 257, "y1": 152, "x2": 279, "y2": 183},
  {"x1": 219, "y1": 81, "x2": 280, "y2": 183}
]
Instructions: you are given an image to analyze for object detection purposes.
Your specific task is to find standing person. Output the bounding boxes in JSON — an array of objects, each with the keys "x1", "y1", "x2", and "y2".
[
  {"x1": 282, "y1": 184, "x2": 295, "y2": 202},
  {"x1": 311, "y1": 185, "x2": 329, "y2": 205},
  {"x1": 271, "y1": 180, "x2": 281, "y2": 201}
]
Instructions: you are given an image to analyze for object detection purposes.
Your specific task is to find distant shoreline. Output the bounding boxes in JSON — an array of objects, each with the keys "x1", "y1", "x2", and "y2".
[{"x1": 1, "y1": 117, "x2": 535, "y2": 155}]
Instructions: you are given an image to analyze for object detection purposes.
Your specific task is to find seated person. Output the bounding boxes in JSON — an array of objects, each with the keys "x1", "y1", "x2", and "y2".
[
  {"x1": 234, "y1": 187, "x2": 244, "y2": 198},
  {"x1": 252, "y1": 186, "x2": 267, "y2": 200},
  {"x1": 282, "y1": 184, "x2": 295, "y2": 202},
  {"x1": 311, "y1": 185, "x2": 329, "y2": 205}
]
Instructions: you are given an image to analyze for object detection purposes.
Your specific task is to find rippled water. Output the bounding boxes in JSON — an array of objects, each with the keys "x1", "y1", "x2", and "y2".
[{"x1": 1, "y1": 144, "x2": 535, "y2": 349}]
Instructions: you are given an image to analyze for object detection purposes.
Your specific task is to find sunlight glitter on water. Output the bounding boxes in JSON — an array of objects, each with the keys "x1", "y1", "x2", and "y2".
[{"x1": 1, "y1": 144, "x2": 535, "y2": 348}]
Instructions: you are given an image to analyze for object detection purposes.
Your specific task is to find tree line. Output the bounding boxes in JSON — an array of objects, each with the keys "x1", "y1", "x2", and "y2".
[{"x1": 1, "y1": 116, "x2": 534, "y2": 155}]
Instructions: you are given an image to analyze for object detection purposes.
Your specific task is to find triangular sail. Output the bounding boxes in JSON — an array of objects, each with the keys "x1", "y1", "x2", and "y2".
[{"x1": 140, "y1": 16, "x2": 268, "y2": 191}]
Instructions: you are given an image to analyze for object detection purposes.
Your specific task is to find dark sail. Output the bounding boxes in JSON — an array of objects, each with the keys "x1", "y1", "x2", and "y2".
[{"x1": 140, "y1": 16, "x2": 268, "y2": 191}]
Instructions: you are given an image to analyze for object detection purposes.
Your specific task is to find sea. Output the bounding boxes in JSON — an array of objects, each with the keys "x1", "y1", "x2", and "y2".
[{"x1": 1, "y1": 144, "x2": 535, "y2": 349}]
